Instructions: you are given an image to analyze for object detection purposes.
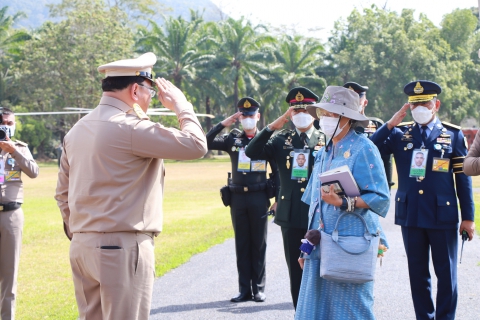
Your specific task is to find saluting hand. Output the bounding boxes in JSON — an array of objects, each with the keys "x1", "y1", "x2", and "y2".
[
  {"x1": 221, "y1": 112, "x2": 242, "y2": 127},
  {"x1": 386, "y1": 103, "x2": 409, "y2": 130},
  {"x1": 155, "y1": 78, "x2": 190, "y2": 112},
  {"x1": 268, "y1": 107, "x2": 294, "y2": 131}
]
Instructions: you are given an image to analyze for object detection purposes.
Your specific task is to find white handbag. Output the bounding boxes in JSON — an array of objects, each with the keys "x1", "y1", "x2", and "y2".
[{"x1": 319, "y1": 211, "x2": 379, "y2": 284}]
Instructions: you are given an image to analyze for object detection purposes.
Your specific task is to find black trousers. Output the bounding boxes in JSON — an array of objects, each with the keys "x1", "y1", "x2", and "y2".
[
  {"x1": 281, "y1": 226, "x2": 307, "y2": 309},
  {"x1": 230, "y1": 191, "x2": 269, "y2": 295}
]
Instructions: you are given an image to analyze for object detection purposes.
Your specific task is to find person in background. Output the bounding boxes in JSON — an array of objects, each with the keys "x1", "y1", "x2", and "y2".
[
  {"x1": 370, "y1": 80, "x2": 475, "y2": 320},
  {"x1": 206, "y1": 97, "x2": 278, "y2": 303},
  {"x1": 0, "y1": 107, "x2": 39, "y2": 320},
  {"x1": 464, "y1": 129, "x2": 480, "y2": 176},
  {"x1": 246, "y1": 87, "x2": 325, "y2": 309}
]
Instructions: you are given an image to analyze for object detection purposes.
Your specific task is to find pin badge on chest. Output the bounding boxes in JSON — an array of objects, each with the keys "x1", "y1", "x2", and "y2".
[
  {"x1": 344, "y1": 149, "x2": 351, "y2": 159},
  {"x1": 231, "y1": 146, "x2": 236, "y2": 151},
  {"x1": 434, "y1": 144, "x2": 441, "y2": 150},
  {"x1": 407, "y1": 143, "x2": 413, "y2": 149},
  {"x1": 289, "y1": 151, "x2": 295, "y2": 157},
  {"x1": 7, "y1": 158, "x2": 14, "y2": 166}
]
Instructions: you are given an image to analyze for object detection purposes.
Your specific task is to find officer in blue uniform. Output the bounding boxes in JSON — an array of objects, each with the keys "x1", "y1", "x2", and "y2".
[
  {"x1": 344, "y1": 81, "x2": 394, "y2": 190},
  {"x1": 245, "y1": 87, "x2": 325, "y2": 309},
  {"x1": 370, "y1": 80, "x2": 475, "y2": 320},
  {"x1": 206, "y1": 97, "x2": 278, "y2": 303}
]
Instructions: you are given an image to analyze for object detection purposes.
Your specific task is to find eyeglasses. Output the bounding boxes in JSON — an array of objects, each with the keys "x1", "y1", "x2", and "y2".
[
  {"x1": 138, "y1": 83, "x2": 156, "y2": 98},
  {"x1": 316, "y1": 109, "x2": 340, "y2": 118}
]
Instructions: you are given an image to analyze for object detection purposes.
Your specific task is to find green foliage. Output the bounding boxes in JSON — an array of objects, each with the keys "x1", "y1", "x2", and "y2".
[
  {"x1": 0, "y1": 6, "x2": 31, "y2": 104},
  {"x1": 2, "y1": 3, "x2": 480, "y2": 155},
  {"x1": 11, "y1": 0, "x2": 134, "y2": 157},
  {"x1": 325, "y1": 6, "x2": 480, "y2": 123}
]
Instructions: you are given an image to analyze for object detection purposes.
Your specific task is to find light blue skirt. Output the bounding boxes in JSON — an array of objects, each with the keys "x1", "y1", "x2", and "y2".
[{"x1": 295, "y1": 259, "x2": 376, "y2": 320}]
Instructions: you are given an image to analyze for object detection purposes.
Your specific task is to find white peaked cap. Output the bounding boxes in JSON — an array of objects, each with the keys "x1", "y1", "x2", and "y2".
[{"x1": 97, "y1": 52, "x2": 157, "y2": 80}]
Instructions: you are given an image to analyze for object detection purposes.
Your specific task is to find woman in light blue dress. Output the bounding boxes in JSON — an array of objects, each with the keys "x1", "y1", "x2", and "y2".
[{"x1": 295, "y1": 86, "x2": 390, "y2": 320}]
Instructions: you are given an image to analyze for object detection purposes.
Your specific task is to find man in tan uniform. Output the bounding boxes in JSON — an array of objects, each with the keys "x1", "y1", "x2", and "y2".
[
  {"x1": 464, "y1": 130, "x2": 480, "y2": 176},
  {"x1": 0, "y1": 107, "x2": 39, "y2": 320},
  {"x1": 55, "y1": 52, "x2": 207, "y2": 320}
]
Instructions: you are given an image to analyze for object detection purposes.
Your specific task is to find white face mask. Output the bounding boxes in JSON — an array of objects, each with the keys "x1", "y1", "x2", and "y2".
[
  {"x1": 291, "y1": 112, "x2": 313, "y2": 129},
  {"x1": 7, "y1": 124, "x2": 14, "y2": 137},
  {"x1": 320, "y1": 116, "x2": 348, "y2": 138},
  {"x1": 411, "y1": 106, "x2": 434, "y2": 125},
  {"x1": 241, "y1": 117, "x2": 257, "y2": 130}
]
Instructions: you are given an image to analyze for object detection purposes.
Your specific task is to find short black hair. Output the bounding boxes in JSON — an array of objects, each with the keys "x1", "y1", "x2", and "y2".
[
  {"x1": 101, "y1": 76, "x2": 150, "y2": 92},
  {"x1": 0, "y1": 107, "x2": 14, "y2": 115}
]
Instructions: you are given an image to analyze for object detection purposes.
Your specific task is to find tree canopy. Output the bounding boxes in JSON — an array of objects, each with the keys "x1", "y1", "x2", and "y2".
[{"x1": 1, "y1": 1, "x2": 479, "y2": 159}]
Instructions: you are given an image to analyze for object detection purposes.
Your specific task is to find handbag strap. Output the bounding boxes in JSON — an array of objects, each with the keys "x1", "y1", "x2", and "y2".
[{"x1": 331, "y1": 212, "x2": 376, "y2": 255}]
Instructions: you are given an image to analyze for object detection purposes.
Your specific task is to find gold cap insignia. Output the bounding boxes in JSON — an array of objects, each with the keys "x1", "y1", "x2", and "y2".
[
  {"x1": 295, "y1": 92, "x2": 304, "y2": 101},
  {"x1": 243, "y1": 100, "x2": 251, "y2": 108},
  {"x1": 414, "y1": 82, "x2": 424, "y2": 94},
  {"x1": 348, "y1": 86, "x2": 354, "y2": 91},
  {"x1": 135, "y1": 71, "x2": 140, "y2": 76}
]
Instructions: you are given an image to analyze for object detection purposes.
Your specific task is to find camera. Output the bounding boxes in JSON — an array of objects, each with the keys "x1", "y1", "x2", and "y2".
[{"x1": 0, "y1": 126, "x2": 11, "y2": 141}]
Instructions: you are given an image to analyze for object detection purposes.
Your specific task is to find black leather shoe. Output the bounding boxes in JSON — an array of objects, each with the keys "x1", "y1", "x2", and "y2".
[
  {"x1": 230, "y1": 292, "x2": 252, "y2": 302},
  {"x1": 253, "y1": 292, "x2": 266, "y2": 302}
]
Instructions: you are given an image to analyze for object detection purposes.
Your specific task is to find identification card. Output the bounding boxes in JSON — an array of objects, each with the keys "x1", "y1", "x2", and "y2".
[
  {"x1": 432, "y1": 158, "x2": 450, "y2": 173},
  {"x1": 409, "y1": 149, "x2": 428, "y2": 178},
  {"x1": 291, "y1": 149, "x2": 309, "y2": 180},
  {"x1": 0, "y1": 158, "x2": 4, "y2": 184},
  {"x1": 237, "y1": 148, "x2": 251, "y2": 172},
  {"x1": 251, "y1": 160, "x2": 266, "y2": 172}
]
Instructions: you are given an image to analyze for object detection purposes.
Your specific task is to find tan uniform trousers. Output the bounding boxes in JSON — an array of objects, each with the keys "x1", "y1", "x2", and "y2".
[
  {"x1": 70, "y1": 232, "x2": 155, "y2": 320},
  {"x1": 0, "y1": 208, "x2": 23, "y2": 320}
]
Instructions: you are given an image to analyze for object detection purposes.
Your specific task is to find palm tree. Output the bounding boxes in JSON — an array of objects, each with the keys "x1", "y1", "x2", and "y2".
[
  {"x1": 275, "y1": 34, "x2": 326, "y2": 92},
  {"x1": 0, "y1": 6, "x2": 31, "y2": 102},
  {"x1": 136, "y1": 10, "x2": 211, "y2": 92},
  {"x1": 209, "y1": 17, "x2": 276, "y2": 112}
]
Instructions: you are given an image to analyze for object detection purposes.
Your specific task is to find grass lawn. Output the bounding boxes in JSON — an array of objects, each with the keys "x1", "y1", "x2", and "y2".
[{"x1": 16, "y1": 160, "x2": 233, "y2": 319}]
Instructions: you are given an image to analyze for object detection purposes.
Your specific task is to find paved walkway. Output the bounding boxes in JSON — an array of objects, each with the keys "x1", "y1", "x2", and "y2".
[{"x1": 150, "y1": 191, "x2": 480, "y2": 319}]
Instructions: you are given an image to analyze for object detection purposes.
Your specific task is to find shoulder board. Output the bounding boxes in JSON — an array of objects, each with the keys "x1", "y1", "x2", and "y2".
[
  {"x1": 441, "y1": 121, "x2": 461, "y2": 130},
  {"x1": 132, "y1": 103, "x2": 149, "y2": 120},
  {"x1": 396, "y1": 121, "x2": 414, "y2": 127},
  {"x1": 14, "y1": 140, "x2": 28, "y2": 146},
  {"x1": 230, "y1": 128, "x2": 242, "y2": 136}
]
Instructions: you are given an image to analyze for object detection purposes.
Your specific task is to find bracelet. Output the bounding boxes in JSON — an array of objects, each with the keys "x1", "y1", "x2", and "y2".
[{"x1": 340, "y1": 196, "x2": 348, "y2": 210}]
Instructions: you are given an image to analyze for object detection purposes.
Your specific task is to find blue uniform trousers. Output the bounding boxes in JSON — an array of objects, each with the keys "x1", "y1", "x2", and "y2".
[{"x1": 401, "y1": 227, "x2": 458, "y2": 320}]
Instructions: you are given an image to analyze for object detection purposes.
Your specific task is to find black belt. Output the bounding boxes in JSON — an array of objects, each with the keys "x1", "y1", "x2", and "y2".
[
  {"x1": 229, "y1": 183, "x2": 266, "y2": 193},
  {"x1": 0, "y1": 202, "x2": 22, "y2": 212}
]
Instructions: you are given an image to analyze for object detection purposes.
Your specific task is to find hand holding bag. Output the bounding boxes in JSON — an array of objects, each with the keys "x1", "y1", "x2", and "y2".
[{"x1": 320, "y1": 211, "x2": 379, "y2": 284}]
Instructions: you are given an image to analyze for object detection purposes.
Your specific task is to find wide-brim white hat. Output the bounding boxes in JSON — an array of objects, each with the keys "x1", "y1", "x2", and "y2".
[{"x1": 306, "y1": 86, "x2": 370, "y2": 128}]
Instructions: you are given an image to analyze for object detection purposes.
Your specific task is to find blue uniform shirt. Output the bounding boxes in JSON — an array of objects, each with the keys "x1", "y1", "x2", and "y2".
[{"x1": 370, "y1": 118, "x2": 474, "y2": 229}]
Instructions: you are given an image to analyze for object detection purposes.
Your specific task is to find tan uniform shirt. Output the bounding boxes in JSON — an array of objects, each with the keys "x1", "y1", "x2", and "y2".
[
  {"x1": 1, "y1": 142, "x2": 39, "y2": 203},
  {"x1": 464, "y1": 130, "x2": 480, "y2": 176},
  {"x1": 55, "y1": 96, "x2": 207, "y2": 234}
]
